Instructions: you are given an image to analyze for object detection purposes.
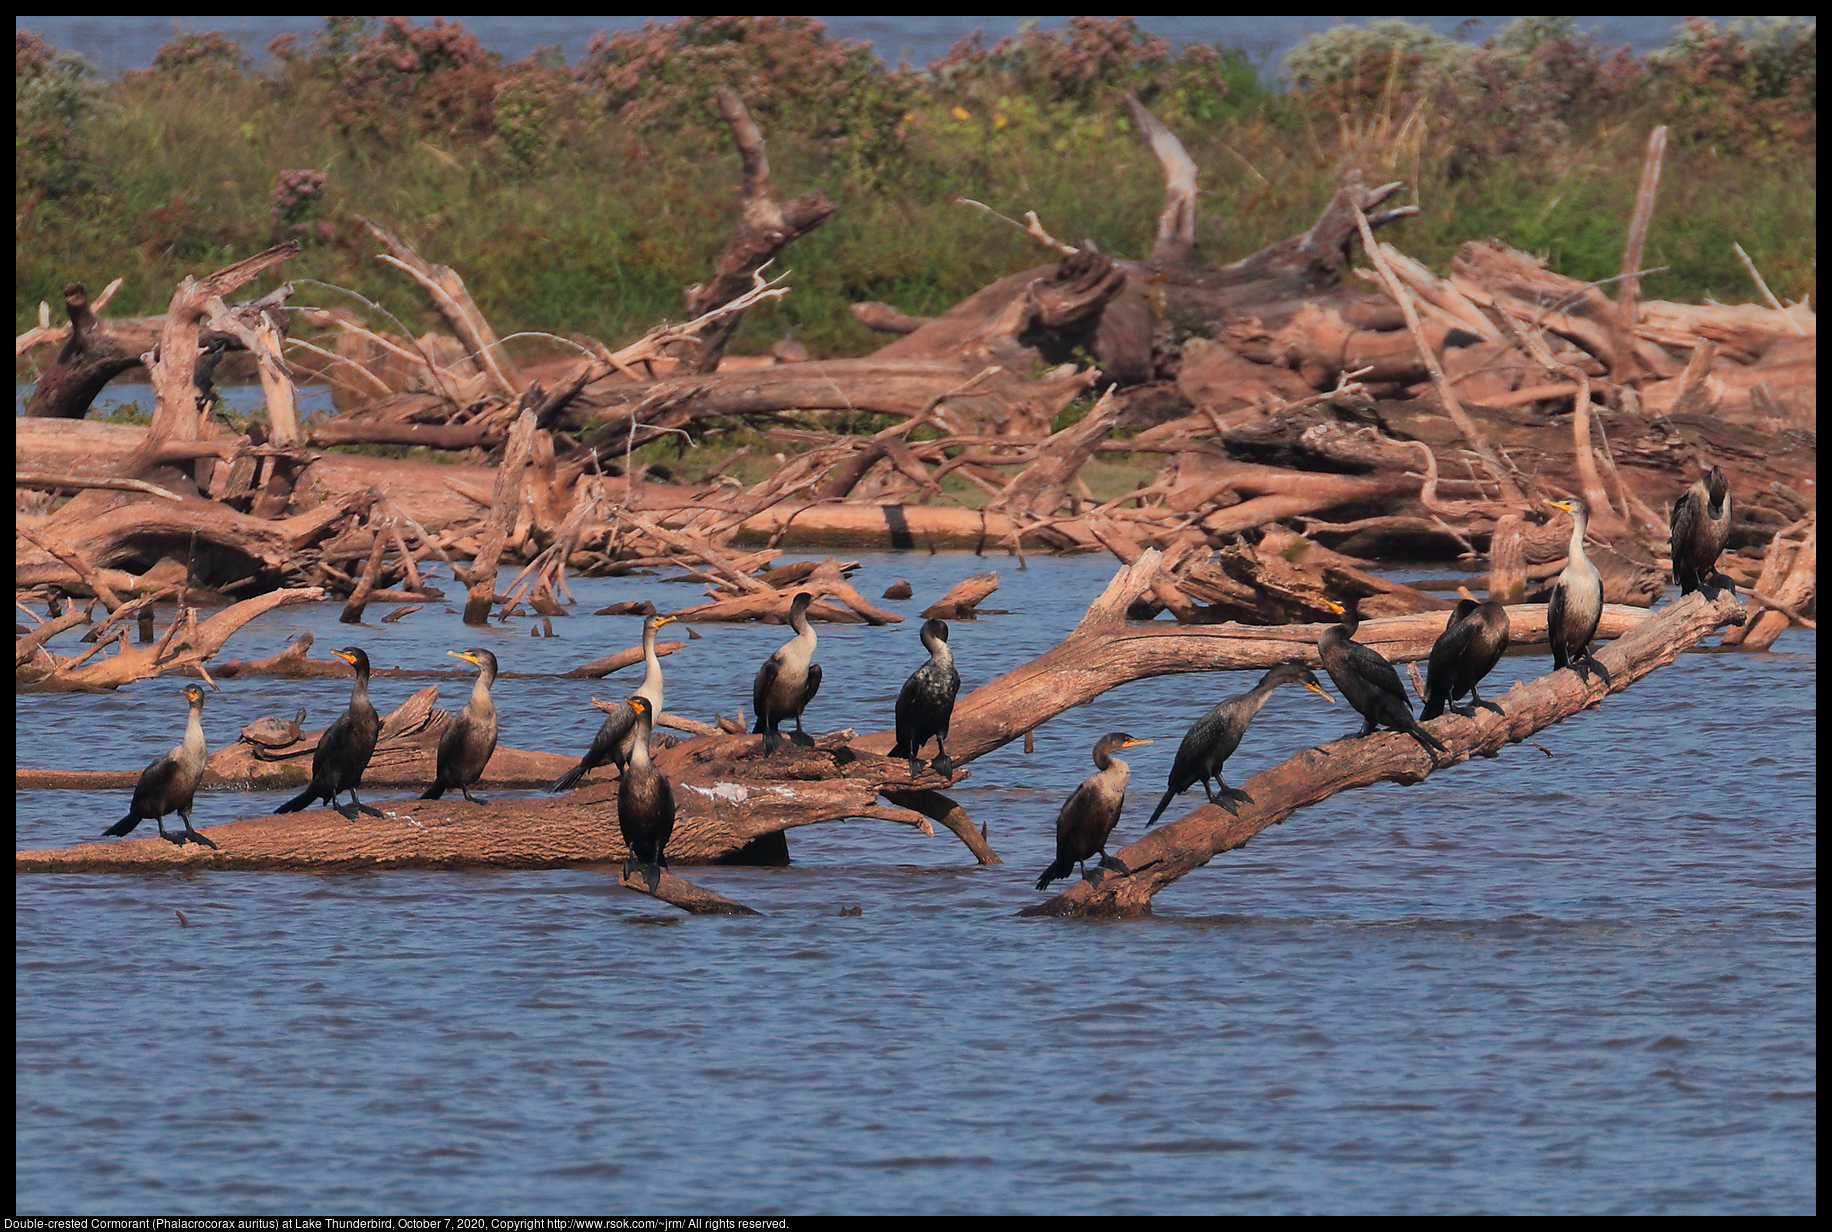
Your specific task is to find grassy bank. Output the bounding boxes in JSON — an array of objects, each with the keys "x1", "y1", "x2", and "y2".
[{"x1": 16, "y1": 17, "x2": 1816, "y2": 362}]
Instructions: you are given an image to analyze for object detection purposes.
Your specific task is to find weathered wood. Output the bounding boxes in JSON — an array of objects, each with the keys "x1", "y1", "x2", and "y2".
[
  {"x1": 463, "y1": 408, "x2": 537, "y2": 624},
  {"x1": 358, "y1": 216, "x2": 524, "y2": 398},
  {"x1": 922, "y1": 572, "x2": 1000, "y2": 620},
  {"x1": 1022, "y1": 585, "x2": 1746, "y2": 918},
  {"x1": 561, "y1": 639, "x2": 687, "y2": 680}
]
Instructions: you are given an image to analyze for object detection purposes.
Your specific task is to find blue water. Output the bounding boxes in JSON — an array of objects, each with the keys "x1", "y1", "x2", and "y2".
[
  {"x1": 14, "y1": 554, "x2": 1817, "y2": 1213},
  {"x1": 16, "y1": 16, "x2": 1744, "y2": 77}
]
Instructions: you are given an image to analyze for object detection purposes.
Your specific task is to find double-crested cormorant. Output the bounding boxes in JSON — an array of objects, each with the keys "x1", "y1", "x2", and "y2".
[
  {"x1": 618, "y1": 695, "x2": 675, "y2": 893},
  {"x1": 1544, "y1": 497, "x2": 1604, "y2": 677},
  {"x1": 1670, "y1": 465, "x2": 1732, "y2": 595},
  {"x1": 422, "y1": 648, "x2": 499, "y2": 803},
  {"x1": 276, "y1": 647, "x2": 383, "y2": 818},
  {"x1": 238, "y1": 707, "x2": 306, "y2": 759},
  {"x1": 1319, "y1": 600, "x2": 1447, "y2": 755},
  {"x1": 104, "y1": 683, "x2": 216, "y2": 848},
  {"x1": 890, "y1": 618, "x2": 961, "y2": 778},
  {"x1": 753, "y1": 591, "x2": 822, "y2": 752},
  {"x1": 1035, "y1": 732, "x2": 1153, "y2": 891},
  {"x1": 1420, "y1": 599, "x2": 1511, "y2": 720},
  {"x1": 549, "y1": 615, "x2": 676, "y2": 793},
  {"x1": 1145, "y1": 663, "x2": 1333, "y2": 826}
]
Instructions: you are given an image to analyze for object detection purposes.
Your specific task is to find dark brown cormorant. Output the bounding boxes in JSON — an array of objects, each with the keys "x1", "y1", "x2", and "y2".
[
  {"x1": 753, "y1": 591, "x2": 822, "y2": 752},
  {"x1": 618, "y1": 695, "x2": 675, "y2": 893},
  {"x1": 1145, "y1": 663, "x2": 1333, "y2": 826},
  {"x1": 104, "y1": 683, "x2": 216, "y2": 848},
  {"x1": 890, "y1": 618, "x2": 961, "y2": 779},
  {"x1": 1420, "y1": 599, "x2": 1511, "y2": 720},
  {"x1": 1544, "y1": 498, "x2": 1604, "y2": 678},
  {"x1": 422, "y1": 648, "x2": 499, "y2": 803},
  {"x1": 549, "y1": 614, "x2": 676, "y2": 793},
  {"x1": 238, "y1": 707, "x2": 306, "y2": 760},
  {"x1": 1670, "y1": 465, "x2": 1732, "y2": 595},
  {"x1": 1318, "y1": 600, "x2": 1447, "y2": 755},
  {"x1": 1035, "y1": 732, "x2": 1153, "y2": 891},
  {"x1": 275, "y1": 647, "x2": 383, "y2": 818}
]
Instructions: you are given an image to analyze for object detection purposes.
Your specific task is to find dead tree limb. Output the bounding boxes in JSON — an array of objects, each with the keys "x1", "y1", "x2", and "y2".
[
  {"x1": 1023, "y1": 584, "x2": 1746, "y2": 918},
  {"x1": 675, "y1": 87, "x2": 837, "y2": 375},
  {"x1": 146, "y1": 244, "x2": 299, "y2": 445},
  {"x1": 463, "y1": 408, "x2": 537, "y2": 624},
  {"x1": 358, "y1": 216, "x2": 525, "y2": 398},
  {"x1": 1126, "y1": 94, "x2": 1198, "y2": 266}
]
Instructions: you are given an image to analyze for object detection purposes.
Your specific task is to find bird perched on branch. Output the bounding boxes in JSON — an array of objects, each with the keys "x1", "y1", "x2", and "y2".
[
  {"x1": 422, "y1": 649, "x2": 499, "y2": 803},
  {"x1": 1669, "y1": 466, "x2": 1732, "y2": 596},
  {"x1": 1036, "y1": 731, "x2": 1152, "y2": 891},
  {"x1": 1318, "y1": 600, "x2": 1446, "y2": 756},
  {"x1": 1544, "y1": 498, "x2": 1605, "y2": 680},
  {"x1": 550, "y1": 615, "x2": 675, "y2": 793},
  {"x1": 890, "y1": 618, "x2": 960, "y2": 779},
  {"x1": 104, "y1": 682, "x2": 215, "y2": 848},
  {"x1": 1420, "y1": 599, "x2": 1510, "y2": 720},
  {"x1": 1146, "y1": 663, "x2": 1332, "y2": 826},
  {"x1": 618, "y1": 695, "x2": 675, "y2": 893},
  {"x1": 276, "y1": 647, "x2": 382, "y2": 819},
  {"x1": 753, "y1": 592, "x2": 822, "y2": 753}
]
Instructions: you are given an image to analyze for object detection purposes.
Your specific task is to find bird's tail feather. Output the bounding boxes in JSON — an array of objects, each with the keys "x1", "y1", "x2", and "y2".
[
  {"x1": 274, "y1": 786, "x2": 318, "y2": 814},
  {"x1": 420, "y1": 784, "x2": 446, "y2": 800},
  {"x1": 103, "y1": 814, "x2": 140, "y2": 837},
  {"x1": 1145, "y1": 786, "x2": 1178, "y2": 828},
  {"x1": 547, "y1": 762, "x2": 587, "y2": 794},
  {"x1": 1035, "y1": 855, "x2": 1074, "y2": 891},
  {"x1": 1408, "y1": 720, "x2": 1448, "y2": 755}
]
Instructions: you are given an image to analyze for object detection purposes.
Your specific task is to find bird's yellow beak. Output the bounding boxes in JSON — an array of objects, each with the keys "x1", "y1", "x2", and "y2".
[
  {"x1": 449, "y1": 650, "x2": 480, "y2": 666},
  {"x1": 332, "y1": 650, "x2": 357, "y2": 666},
  {"x1": 655, "y1": 615, "x2": 677, "y2": 628},
  {"x1": 1323, "y1": 600, "x2": 1344, "y2": 615},
  {"x1": 1122, "y1": 738, "x2": 1154, "y2": 748},
  {"x1": 1545, "y1": 498, "x2": 1572, "y2": 512},
  {"x1": 1305, "y1": 682, "x2": 1336, "y2": 704}
]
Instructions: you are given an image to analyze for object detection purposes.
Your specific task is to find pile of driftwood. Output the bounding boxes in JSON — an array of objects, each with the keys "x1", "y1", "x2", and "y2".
[{"x1": 17, "y1": 93, "x2": 1815, "y2": 681}]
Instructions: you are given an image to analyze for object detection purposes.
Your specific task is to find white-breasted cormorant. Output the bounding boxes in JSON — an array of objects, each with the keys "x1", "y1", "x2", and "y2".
[
  {"x1": 549, "y1": 614, "x2": 676, "y2": 793},
  {"x1": 1035, "y1": 732, "x2": 1152, "y2": 891},
  {"x1": 1670, "y1": 465, "x2": 1732, "y2": 595},
  {"x1": 422, "y1": 648, "x2": 499, "y2": 802},
  {"x1": 1544, "y1": 498, "x2": 1604, "y2": 678},
  {"x1": 890, "y1": 618, "x2": 961, "y2": 778},
  {"x1": 618, "y1": 695, "x2": 675, "y2": 893},
  {"x1": 1420, "y1": 599, "x2": 1511, "y2": 720},
  {"x1": 104, "y1": 682, "x2": 216, "y2": 847},
  {"x1": 1319, "y1": 600, "x2": 1447, "y2": 755},
  {"x1": 275, "y1": 647, "x2": 383, "y2": 818},
  {"x1": 752, "y1": 591, "x2": 822, "y2": 752},
  {"x1": 1145, "y1": 663, "x2": 1332, "y2": 826}
]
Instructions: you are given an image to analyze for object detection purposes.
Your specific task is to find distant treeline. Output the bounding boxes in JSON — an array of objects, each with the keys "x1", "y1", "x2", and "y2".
[{"x1": 15, "y1": 17, "x2": 1817, "y2": 358}]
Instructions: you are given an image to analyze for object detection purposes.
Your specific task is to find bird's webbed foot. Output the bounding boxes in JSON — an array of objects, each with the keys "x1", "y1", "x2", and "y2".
[
  {"x1": 162, "y1": 831, "x2": 189, "y2": 847},
  {"x1": 184, "y1": 829, "x2": 219, "y2": 850},
  {"x1": 760, "y1": 730, "x2": 783, "y2": 756},
  {"x1": 1096, "y1": 852, "x2": 1131, "y2": 876},
  {"x1": 930, "y1": 753, "x2": 953, "y2": 780},
  {"x1": 789, "y1": 729, "x2": 816, "y2": 748},
  {"x1": 1219, "y1": 786, "x2": 1252, "y2": 813},
  {"x1": 460, "y1": 789, "x2": 486, "y2": 805},
  {"x1": 334, "y1": 802, "x2": 361, "y2": 820}
]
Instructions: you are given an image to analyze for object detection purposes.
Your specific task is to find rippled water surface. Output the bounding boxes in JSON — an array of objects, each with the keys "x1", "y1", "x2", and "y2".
[{"x1": 15, "y1": 554, "x2": 1816, "y2": 1213}]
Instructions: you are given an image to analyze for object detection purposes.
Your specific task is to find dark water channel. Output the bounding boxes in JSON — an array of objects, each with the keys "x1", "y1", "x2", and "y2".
[{"x1": 15, "y1": 553, "x2": 1816, "y2": 1213}]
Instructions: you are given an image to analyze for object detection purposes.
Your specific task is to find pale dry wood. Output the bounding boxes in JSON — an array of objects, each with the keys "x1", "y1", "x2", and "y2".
[
  {"x1": 358, "y1": 216, "x2": 525, "y2": 398},
  {"x1": 1612, "y1": 126, "x2": 1668, "y2": 379},
  {"x1": 463, "y1": 408, "x2": 537, "y2": 624},
  {"x1": 1125, "y1": 94, "x2": 1198, "y2": 266}
]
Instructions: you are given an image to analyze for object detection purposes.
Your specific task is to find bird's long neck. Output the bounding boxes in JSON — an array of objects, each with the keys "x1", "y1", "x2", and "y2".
[
  {"x1": 1236, "y1": 678, "x2": 1282, "y2": 726},
  {"x1": 181, "y1": 700, "x2": 207, "y2": 759},
  {"x1": 1566, "y1": 509, "x2": 1589, "y2": 565},
  {"x1": 350, "y1": 667, "x2": 371, "y2": 711},
  {"x1": 469, "y1": 667, "x2": 496, "y2": 714},
  {"x1": 637, "y1": 624, "x2": 664, "y2": 709},
  {"x1": 628, "y1": 715, "x2": 653, "y2": 770},
  {"x1": 1707, "y1": 483, "x2": 1729, "y2": 519},
  {"x1": 788, "y1": 609, "x2": 817, "y2": 656},
  {"x1": 926, "y1": 637, "x2": 953, "y2": 673},
  {"x1": 1098, "y1": 754, "x2": 1132, "y2": 790}
]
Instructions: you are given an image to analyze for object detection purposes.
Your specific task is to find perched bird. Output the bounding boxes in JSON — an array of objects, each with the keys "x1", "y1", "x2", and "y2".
[
  {"x1": 618, "y1": 695, "x2": 675, "y2": 893},
  {"x1": 275, "y1": 647, "x2": 383, "y2": 818},
  {"x1": 1318, "y1": 600, "x2": 1447, "y2": 755},
  {"x1": 549, "y1": 614, "x2": 677, "y2": 793},
  {"x1": 890, "y1": 618, "x2": 961, "y2": 779},
  {"x1": 752, "y1": 591, "x2": 822, "y2": 753},
  {"x1": 1145, "y1": 663, "x2": 1333, "y2": 826},
  {"x1": 1035, "y1": 732, "x2": 1153, "y2": 891},
  {"x1": 422, "y1": 649, "x2": 499, "y2": 803},
  {"x1": 1544, "y1": 498, "x2": 1604, "y2": 678},
  {"x1": 238, "y1": 707, "x2": 306, "y2": 760},
  {"x1": 1670, "y1": 465, "x2": 1732, "y2": 596},
  {"x1": 104, "y1": 683, "x2": 215, "y2": 848},
  {"x1": 1420, "y1": 600, "x2": 1511, "y2": 720}
]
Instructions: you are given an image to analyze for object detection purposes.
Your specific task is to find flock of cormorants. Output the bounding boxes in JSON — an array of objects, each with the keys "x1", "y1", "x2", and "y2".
[{"x1": 103, "y1": 472, "x2": 1735, "y2": 896}]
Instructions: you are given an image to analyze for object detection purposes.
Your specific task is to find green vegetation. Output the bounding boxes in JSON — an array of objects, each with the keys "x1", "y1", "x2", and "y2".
[{"x1": 16, "y1": 17, "x2": 1816, "y2": 365}]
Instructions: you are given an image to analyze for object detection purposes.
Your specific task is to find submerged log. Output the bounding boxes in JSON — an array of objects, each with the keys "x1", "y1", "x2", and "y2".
[{"x1": 1023, "y1": 584, "x2": 1747, "y2": 919}]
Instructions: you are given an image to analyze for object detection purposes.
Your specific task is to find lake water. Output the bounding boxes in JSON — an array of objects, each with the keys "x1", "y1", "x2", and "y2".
[{"x1": 14, "y1": 553, "x2": 1817, "y2": 1213}]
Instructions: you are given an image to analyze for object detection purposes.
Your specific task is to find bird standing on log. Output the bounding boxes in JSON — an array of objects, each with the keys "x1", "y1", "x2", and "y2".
[
  {"x1": 1036, "y1": 732, "x2": 1153, "y2": 891},
  {"x1": 104, "y1": 682, "x2": 216, "y2": 848},
  {"x1": 753, "y1": 592, "x2": 822, "y2": 753},
  {"x1": 1145, "y1": 664, "x2": 1333, "y2": 826},
  {"x1": 1420, "y1": 599, "x2": 1511, "y2": 720},
  {"x1": 238, "y1": 708, "x2": 306, "y2": 760},
  {"x1": 275, "y1": 647, "x2": 382, "y2": 818},
  {"x1": 549, "y1": 614, "x2": 676, "y2": 793},
  {"x1": 1544, "y1": 498, "x2": 1605, "y2": 679},
  {"x1": 890, "y1": 618, "x2": 961, "y2": 779},
  {"x1": 423, "y1": 649, "x2": 499, "y2": 803},
  {"x1": 1670, "y1": 465, "x2": 1732, "y2": 596},
  {"x1": 618, "y1": 695, "x2": 675, "y2": 893},
  {"x1": 1318, "y1": 600, "x2": 1447, "y2": 755}
]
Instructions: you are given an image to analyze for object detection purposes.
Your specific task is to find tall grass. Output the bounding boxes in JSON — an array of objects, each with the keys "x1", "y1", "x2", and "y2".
[{"x1": 16, "y1": 17, "x2": 1815, "y2": 364}]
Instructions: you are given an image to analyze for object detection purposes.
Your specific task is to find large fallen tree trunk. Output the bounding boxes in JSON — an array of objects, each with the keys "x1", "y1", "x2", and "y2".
[{"x1": 1022, "y1": 584, "x2": 1747, "y2": 919}]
